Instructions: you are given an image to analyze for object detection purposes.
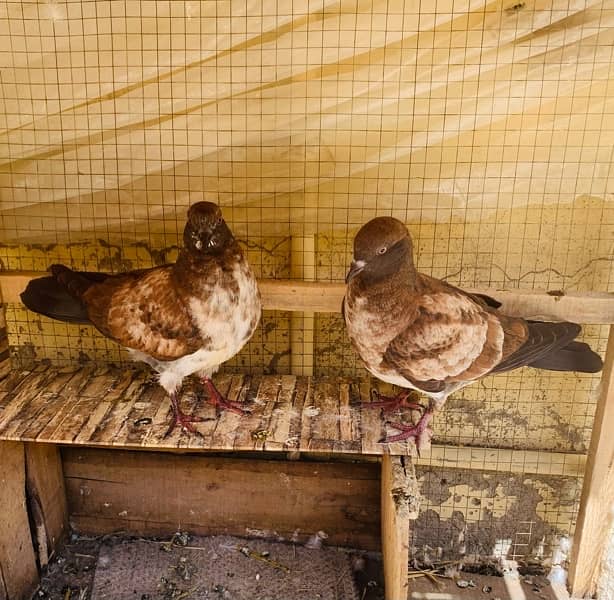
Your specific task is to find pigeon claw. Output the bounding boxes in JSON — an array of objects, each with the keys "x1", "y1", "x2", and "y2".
[
  {"x1": 164, "y1": 410, "x2": 206, "y2": 439},
  {"x1": 201, "y1": 376, "x2": 251, "y2": 416},
  {"x1": 378, "y1": 412, "x2": 433, "y2": 455},
  {"x1": 363, "y1": 389, "x2": 424, "y2": 413}
]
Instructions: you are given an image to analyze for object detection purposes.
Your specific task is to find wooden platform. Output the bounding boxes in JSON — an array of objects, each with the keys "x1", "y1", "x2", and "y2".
[
  {"x1": 0, "y1": 363, "x2": 419, "y2": 600},
  {"x1": 0, "y1": 363, "x2": 416, "y2": 456}
]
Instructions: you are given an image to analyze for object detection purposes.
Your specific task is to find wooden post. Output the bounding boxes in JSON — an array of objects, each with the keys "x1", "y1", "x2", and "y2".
[
  {"x1": 381, "y1": 454, "x2": 419, "y2": 600},
  {"x1": 290, "y1": 236, "x2": 316, "y2": 376},
  {"x1": 0, "y1": 442, "x2": 39, "y2": 600},
  {"x1": 569, "y1": 324, "x2": 614, "y2": 598},
  {"x1": 0, "y1": 286, "x2": 10, "y2": 380},
  {"x1": 25, "y1": 444, "x2": 69, "y2": 568}
]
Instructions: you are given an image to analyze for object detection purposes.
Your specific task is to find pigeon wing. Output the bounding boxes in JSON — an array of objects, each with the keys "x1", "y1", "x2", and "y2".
[
  {"x1": 83, "y1": 267, "x2": 204, "y2": 361},
  {"x1": 381, "y1": 289, "x2": 524, "y2": 390}
]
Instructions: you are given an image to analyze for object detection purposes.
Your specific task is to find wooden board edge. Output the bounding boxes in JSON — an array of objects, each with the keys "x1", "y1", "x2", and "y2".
[
  {"x1": 2, "y1": 272, "x2": 614, "y2": 322},
  {"x1": 569, "y1": 324, "x2": 614, "y2": 598},
  {"x1": 0, "y1": 441, "x2": 39, "y2": 599},
  {"x1": 381, "y1": 454, "x2": 416, "y2": 600},
  {"x1": 25, "y1": 443, "x2": 69, "y2": 568}
]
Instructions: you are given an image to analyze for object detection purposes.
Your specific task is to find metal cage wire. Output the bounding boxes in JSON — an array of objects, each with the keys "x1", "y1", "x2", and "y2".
[{"x1": 1, "y1": 0, "x2": 613, "y2": 567}]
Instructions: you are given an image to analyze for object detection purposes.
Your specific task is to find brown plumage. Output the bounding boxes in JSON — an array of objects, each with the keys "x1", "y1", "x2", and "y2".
[
  {"x1": 343, "y1": 216, "x2": 603, "y2": 449},
  {"x1": 21, "y1": 202, "x2": 262, "y2": 436}
]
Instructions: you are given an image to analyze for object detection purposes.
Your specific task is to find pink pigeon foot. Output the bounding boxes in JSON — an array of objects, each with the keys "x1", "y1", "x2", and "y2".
[
  {"x1": 201, "y1": 376, "x2": 250, "y2": 416},
  {"x1": 164, "y1": 392, "x2": 206, "y2": 437},
  {"x1": 363, "y1": 388, "x2": 424, "y2": 413},
  {"x1": 380, "y1": 408, "x2": 434, "y2": 453}
]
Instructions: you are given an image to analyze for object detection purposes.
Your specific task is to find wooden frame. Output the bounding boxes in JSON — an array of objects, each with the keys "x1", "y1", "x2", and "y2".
[
  {"x1": 568, "y1": 324, "x2": 614, "y2": 598},
  {"x1": 1, "y1": 273, "x2": 614, "y2": 599},
  {"x1": 2, "y1": 272, "x2": 614, "y2": 322}
]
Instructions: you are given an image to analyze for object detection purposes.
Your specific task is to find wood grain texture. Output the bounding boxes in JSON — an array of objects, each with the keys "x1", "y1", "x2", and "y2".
[
  {"x1": 0, "y1": 365, "x2": 417, "y2": 456},
  {"x1": 0, "y1": 284, "x2": 10, "y2": 378},
  {"x1": 0, "y1": 365, "x2": 593, "y2": 472},
  {"x1": 0, "y1": 441, "x2": 38, "y2": 600},
  {"x1": 3, "y1": 272, "x2": 614, "y2": 322},
  {"x1": 25, "y1": 443, "x2": 68, "y2": 568},
  {"x1": 62, "y1": 447, "x2": 381, "y2": 550},
  {"x1": 381, "y1": 455, "x2": 416, "y2": 600},
  {"x1": 569, "y1": 325, "x2": 614, "y2": 598}
]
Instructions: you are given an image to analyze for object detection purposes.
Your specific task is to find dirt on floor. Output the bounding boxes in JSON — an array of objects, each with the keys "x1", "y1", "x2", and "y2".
[{"x1": 33, "y1": 532, "x2": 560, "y2": 600}]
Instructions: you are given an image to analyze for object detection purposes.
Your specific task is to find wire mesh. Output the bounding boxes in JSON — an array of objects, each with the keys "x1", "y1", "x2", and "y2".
[{"x1": 1, "y1": 0, "x2": 613, "y2": 565}]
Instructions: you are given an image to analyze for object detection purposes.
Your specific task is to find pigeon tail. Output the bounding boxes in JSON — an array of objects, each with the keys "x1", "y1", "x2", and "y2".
[
  {"x1": 20, "y1": 268, "x2": 107, "y2": 324},
  {"x1": 529, "y1": 340, "x2": 604, "y2": 373},
  {"x1": 49, "y1": 264, "x2": 97, "y2": 299}
]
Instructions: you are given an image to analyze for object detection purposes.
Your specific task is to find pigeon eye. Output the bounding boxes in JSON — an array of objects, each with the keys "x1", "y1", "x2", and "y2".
[{"x1": 377, "y1": 246, "x2": 387, "y2": 255}]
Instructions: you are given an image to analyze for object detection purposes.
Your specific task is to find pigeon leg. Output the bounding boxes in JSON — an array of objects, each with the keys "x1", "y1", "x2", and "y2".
[
  {"x1": 362, "y1": 389, "x2": 423, "y2": 413},
  {"x1": 380, "y1": 407, "x2": 434, "y2": 451},
  {"x1": 201, "y1": 376, "x2": 250, "y2": 416},
  {"x1": 164, "y1": 392, "x2": 206, "y2": 438}
]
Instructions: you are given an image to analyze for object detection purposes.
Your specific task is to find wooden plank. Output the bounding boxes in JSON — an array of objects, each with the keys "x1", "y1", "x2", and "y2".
[
  {"x1": 250, "y1": 376, "x2": 280, "y2": 451},
  {"x1": 285, "y1": 375, "x2": 308, "y2": 455},
  {"x1": 33, "y1": 369, "x2": 97, "y2": 442},
  {"x1": 309, "y1": 378, "x2": 339, "y2": 452},
  {"x1": 359, "y1": 381, "x2": 387, "y2": 455},
  {"x1": 417, "y1": 446, "x2": 587, "y2": 477},
  {"x1": 0, "y1": 368, "x2": 592, "y2": 470},
  {"x1": 0, "y1": 369, "x2": 59, "y2": 437},
  {"x1": 0, "y1": 441, "x2": 38, "y2": 600},
  {"x1": 62, "y1": 447, "x2": 382, "y2": 550},
  {"x1": 229, "y1": 375, "x2": 266, "y2": 450},
  {"x1": 263, "y1": 375, "x2": 297, "y2": 451},
  {"x1": 381, "y1": 454, "x2": 419, "y2": 600},
  {"x1": 569, "y1": 324, "x2": 614, "y2": 598},
  {"x1": 4, "y1": 272, "x2": 614, "y2": 323},
  {"x1": 25, "y1": 443, "x2": 68, "y2": 568},
  {"x1": 290, "y1": 235, "x2": 316, "y2": 375},
  {"x1": 0, "y1": 285, "x2": 9, "y2": 375}
]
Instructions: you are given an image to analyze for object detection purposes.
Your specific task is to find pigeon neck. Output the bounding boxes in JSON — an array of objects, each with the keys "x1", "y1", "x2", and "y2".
[{"x1": 359, "y1": 258, "x2": 417, "y2": 290}]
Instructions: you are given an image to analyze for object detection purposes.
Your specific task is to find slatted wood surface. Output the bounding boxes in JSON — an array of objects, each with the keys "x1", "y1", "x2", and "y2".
[{"x1": 0, "y1": 364, "x2": 416, "y2": 456}]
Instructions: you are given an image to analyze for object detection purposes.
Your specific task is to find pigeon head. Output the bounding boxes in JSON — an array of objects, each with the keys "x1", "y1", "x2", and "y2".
[
  {"x1": 346, "y1": 216, "x2": 413, "y2": 283},
  {"x1": 183, "y1": 202, "x2": 234, "y2": 255}
]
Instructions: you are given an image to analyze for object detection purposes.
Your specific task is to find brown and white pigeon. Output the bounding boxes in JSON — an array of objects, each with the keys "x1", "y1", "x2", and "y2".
[
  {"x1": 343, "y1": 216, "x2": 603, "y2": 449},
  {"x1": 20, "y1": 201, "x2": 261, "y2": 436}
]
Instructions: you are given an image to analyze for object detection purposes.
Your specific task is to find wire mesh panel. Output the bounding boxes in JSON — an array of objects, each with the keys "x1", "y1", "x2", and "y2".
[{"x1": 1, "y1": 0, "x2": 613, "y2": 566}]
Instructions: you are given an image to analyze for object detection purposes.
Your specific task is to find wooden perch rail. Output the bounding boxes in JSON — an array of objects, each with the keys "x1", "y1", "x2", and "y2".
[
  {"x1": 1, "y1": 271, "x2": 613, "y2": 600},
  {"x1": 1, "y1": 271, "x2": 614, "y2": 322}
]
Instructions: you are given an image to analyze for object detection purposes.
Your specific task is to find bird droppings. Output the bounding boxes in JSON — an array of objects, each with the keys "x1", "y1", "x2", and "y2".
[
  {"x1": 33, "y1": 531, "x2": 566, "y2": 600},
  {"x1": 305, "y1": 531, "x2": 329, "y2": 550},
  {"x1": 412, "y1": 466, "x2": 581, "y2": 563},
  {"x1": 304, "y1": 405, "x2": 320, "y2": 417}
]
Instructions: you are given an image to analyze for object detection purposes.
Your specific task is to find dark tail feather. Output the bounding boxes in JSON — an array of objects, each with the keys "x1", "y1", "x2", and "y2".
[
  {"x1": 530, "y1": 340, "x2": 604, "y2": 373},
  {"x1": 20, "y1": 266, "x2": 106, "y2": 324},
  {"x1": 49, "y1": 264, "x2": 96, "y2": 299}
]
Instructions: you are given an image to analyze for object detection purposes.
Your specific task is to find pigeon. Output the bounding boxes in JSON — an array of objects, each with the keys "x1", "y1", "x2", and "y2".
[
  {"x1": 20, "y1": 201, "x2": 262, "y2": 436},
  {"x1": 343, "y1": 216, "x2": 603, "y2": 450}
]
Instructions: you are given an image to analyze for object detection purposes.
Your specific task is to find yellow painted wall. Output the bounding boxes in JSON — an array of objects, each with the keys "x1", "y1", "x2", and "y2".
[{"x1": 1, "y1": 0, "x2": 613, "y2": 563}]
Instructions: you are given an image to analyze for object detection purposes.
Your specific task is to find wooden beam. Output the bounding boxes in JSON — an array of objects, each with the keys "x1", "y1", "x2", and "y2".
[
  {"x1": 2, "y1": 271, "x2": 613, "y2": 322},
  {"x1": 0, "y1": 273, "x2": 10, "y2": 380},
  {"x1": 0, "y1": 441, "x2": 38, "y2": 600},
  {"x1": 380, "y1": 455, "x2": 419, "y2": 600},
  {"x1": 290, "y1": 236, "x2": 316, "y2": 375},
  {"x1": 25, "y1": 444, "x2": 68, "y2": 568},
  {"x1": 62, "y1": 447, "x2": 382, "y2": 550},
  {"x1": 416, "y1": 445, "x2": 586, "y2": 478},
  {"x1": 569, "y1": 324, "x2": 614, "y2": 598}
]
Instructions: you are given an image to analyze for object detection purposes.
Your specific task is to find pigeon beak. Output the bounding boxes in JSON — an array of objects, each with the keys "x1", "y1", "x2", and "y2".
[{"x1": 345, "y1": 260, "x2": 366, "y2": 283}]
